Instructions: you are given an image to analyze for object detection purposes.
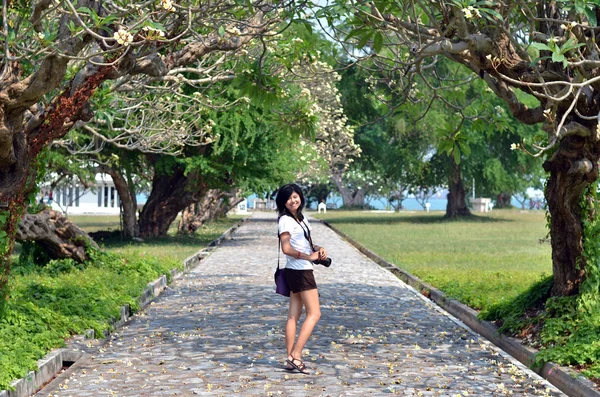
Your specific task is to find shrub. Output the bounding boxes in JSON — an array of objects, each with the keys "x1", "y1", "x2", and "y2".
[{"x1": 0, "y1": 251, "x2": 180, "y2": 390}]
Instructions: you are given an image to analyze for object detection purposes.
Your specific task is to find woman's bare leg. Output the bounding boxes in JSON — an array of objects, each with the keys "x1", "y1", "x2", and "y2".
[
  {"x1": 290, "y1": 288, "x2": 321, "y2": 360},
  {"x1": 286, "y1": 291, "x2": 303, "y2": 361}
]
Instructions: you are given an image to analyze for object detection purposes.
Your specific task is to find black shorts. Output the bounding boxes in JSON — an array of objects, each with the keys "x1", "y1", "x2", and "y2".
[{"x1": 284, "y1": 269, "x2": 317, "y2": 293}]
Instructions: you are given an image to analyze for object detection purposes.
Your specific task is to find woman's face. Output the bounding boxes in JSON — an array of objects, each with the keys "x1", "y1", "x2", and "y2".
[{"x1": 285, "y1": 192, "x2": 301, "y2": 214}]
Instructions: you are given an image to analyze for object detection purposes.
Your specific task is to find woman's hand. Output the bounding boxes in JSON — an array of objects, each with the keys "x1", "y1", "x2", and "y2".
[
  {"x1": 317, "y1": 247, "x2": 327, "y2": 260},
  {"x1": 308, "y1": 252, "x2": 321, "y2": 261}
]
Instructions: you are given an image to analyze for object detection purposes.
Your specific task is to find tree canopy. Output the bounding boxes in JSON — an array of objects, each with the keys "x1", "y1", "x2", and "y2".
[{"x1": 316, "y1": 0, "x2": 600, "y2": 297}]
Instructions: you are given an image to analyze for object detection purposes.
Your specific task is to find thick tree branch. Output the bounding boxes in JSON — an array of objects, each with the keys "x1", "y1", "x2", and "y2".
[
  {"x1": 569, "y1": 158, "x2": 593, "y2": 175},
  {"x1": 166, "y1": 12, "x2": 274, "y2": 69},
  {"x1": 30, "y1": 0, "x2": 53, "y2": 32},
  {"x1": 559, "y1": 122, "x2": 593, "y2": 140},
  {"x1": 3, "y1": 0, "x2": 108, "y2": 110},
  {"x1": 481, "y1": 67, "x2": 546, "y2": 124}
]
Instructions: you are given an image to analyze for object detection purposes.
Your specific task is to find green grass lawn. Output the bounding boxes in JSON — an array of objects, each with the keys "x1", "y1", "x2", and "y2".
[
  {"x1": 72, "y1": 214, "x2": 244, "y2": 263},
  {"x1": 314, "y1": 209, "x2": 552, "y2": 311}
]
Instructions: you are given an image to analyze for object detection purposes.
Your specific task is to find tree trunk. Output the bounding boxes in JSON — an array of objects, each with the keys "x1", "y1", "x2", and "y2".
[
  {"x1": 495, "y1": 192, "x2": 513, "y2": 208},
  {"x1": 543, "y1": 136, "x2": 598, "y2": 296},
  {"x1": 205, "y1": 189, "x2": 243, "y2": 221},
  {"x1": 178, "y1": 190, "x2": 220, "y2": 234},
  {"x1": 178, "y1": 189, "x2": 243, "y2": 234},
  {"x1": 103, "y1": 166, "x2": 138, "y2": 239},
  {"x1": 0, "y1": 197, "x2": 27, "y2": 316},
  {"x1": 331, "y1": 174, "x2": 366, "y2": 207},
  {"x1": 445, "y1": 159, "x2": 471, "y2": 217},
  {"x1": 0, "y1": 64, "x2": 111, "y2": 311},
  {"x1": 138, "y1": 164, "x2": 204, "y2": 238},
  {"x1": 178, "y1": 205, "x2": 196, "y2": 235},
  {"x1": 16, "y1": 209, "x2": 99, "y2": 262}
]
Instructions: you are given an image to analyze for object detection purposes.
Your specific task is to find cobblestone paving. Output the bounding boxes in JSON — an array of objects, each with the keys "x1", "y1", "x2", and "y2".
[{"x1": 39, "y1": 212, "x2": 565, "y2": 397}]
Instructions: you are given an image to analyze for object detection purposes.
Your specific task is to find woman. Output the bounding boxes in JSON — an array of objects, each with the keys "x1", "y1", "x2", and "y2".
[{"x1": 276, "y1": 183, "x2": 328, "y2": 375}]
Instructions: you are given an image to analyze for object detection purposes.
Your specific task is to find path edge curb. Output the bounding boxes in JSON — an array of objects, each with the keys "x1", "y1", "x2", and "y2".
[
  {"x1": 320, "y1": 219, "x2": 600, "y2": 397},
  {"x1": 0, "y1": 217, "x2": 246, "y2": 397}
]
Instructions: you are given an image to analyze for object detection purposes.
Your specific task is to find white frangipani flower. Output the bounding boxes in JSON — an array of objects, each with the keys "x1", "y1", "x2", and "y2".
[{"x1": 113, "y1": 28, "x2": 133, "y2": 46}]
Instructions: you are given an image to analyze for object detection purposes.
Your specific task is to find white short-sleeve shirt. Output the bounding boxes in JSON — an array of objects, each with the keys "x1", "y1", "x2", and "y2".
[{"x1": 278, "y1": 215, "x2": 314, "y2": 270}]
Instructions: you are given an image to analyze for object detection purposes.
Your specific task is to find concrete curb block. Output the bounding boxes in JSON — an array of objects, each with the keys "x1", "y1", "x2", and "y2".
[
  {"x1": 0, "y1": 349, "x2": 85, "y2": 397},
  {"x1": 321, "y1": 220, "x2": 600, "y2": 397},
  {"x1": 1, "y1": 218, "x2": 246, "y2": 397}
]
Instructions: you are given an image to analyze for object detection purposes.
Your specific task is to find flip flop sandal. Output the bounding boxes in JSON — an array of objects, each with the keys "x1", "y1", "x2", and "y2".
[{"x1": 286, "y1": 357, "x2": 310, "y2": 375}]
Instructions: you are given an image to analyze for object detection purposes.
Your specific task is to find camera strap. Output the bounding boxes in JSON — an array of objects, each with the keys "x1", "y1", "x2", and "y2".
[{"x1": 293, "y1": 217, "x2": 316, "y2": 253}]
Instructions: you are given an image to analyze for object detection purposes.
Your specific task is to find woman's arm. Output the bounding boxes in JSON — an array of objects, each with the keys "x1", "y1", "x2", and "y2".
[{"x1": 280, "y1": 232, "x2": 320, "y2": 261}]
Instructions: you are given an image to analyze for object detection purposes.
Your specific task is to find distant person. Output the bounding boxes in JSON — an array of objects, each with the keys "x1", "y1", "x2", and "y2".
[{"x1": 276, "y1": 183, "x2": 328, "y2": 374}]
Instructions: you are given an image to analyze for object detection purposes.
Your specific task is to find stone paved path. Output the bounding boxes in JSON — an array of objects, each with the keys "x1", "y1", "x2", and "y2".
[{"x1": 39, "y1": 212, "x2": 565, "y2": 397}]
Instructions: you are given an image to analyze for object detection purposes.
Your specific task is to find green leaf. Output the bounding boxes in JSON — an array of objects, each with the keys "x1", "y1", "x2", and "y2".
[
  {"x1": 453, "y1": 146, "x2": 461, "y2": 164},
  {"x1": 437, "y1": 139, "x2": 452, "y2": 153},
  {"x1": 218, "y1": 25, "x2": 226, "y2": 37},
  {"x1": 78, "y1": 7, "x2": 99, "y2": 25},
  {"x1": 100, "y1": 15, "x2": 118, "y2": 27},
  {"x1": 530, "y1": 56, "x2": 552, "y2": 67},
  {"x1": 77, "y1": 7, "x2": 92, "y2": 15},
  {"x1": 303, "y1": 20, "x2": 313, "y2": 35},
  {"x1": 460, "y1": 142, "x2": 472, "y2": 157},
  {"x1": 147, "y1": 21, "x2": 166, "y2": 31},
  {"x1": 585, "y1": 8, "x2": 597, "y2": 26},
  {"x1": 552, "y1": 52, "x2": 565, "y2": 63},
  {"x1": 373, "y1": 32, "x2": 383, "y2": 53},
  {"x1": 562, "y1": 38, "x2": 576, "y2": 51},
  {"x1": 346, "y1": 28, "x2": 365, "y2": 41},
  {"x1": 479, "y1": 8, "x2": 504, "y2": 22},
  {"x1": 357, "y1": 31, "x2": 373, "y2": 49},
  {"x1": 530, "y1": 42, "x2": 553, "y2": 52}
]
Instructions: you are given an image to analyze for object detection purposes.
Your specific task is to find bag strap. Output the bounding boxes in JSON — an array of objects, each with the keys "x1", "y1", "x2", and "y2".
[{"x1": 277, "y1": 233, "x2": 281, "y2": 269}]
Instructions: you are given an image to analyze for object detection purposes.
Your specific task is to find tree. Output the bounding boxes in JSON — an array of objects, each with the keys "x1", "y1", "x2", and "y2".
[
  {"x1": 338, "y1": 59, "x2": 473, "y2": 216},
  {"x1": 409, "y1": 159, "x2": 446, "y2": 210},
  {"x1": 318, "y1": 0, "x2": 600, "y2": 296},
  {"x1": 461, "y1": 92, "x2": 546, "y2": 208},
  {"x1": 291, "y1": 61, "x2": 362, "y2": 206},
  {"x1": 335, "y1": 64, "x2": 420, "y2": 209},
  {"x1": 0, "y1": 0, "x2": 308, "y2": 309},
  {"x1": 137, "y1": 79, "x2": 317, "y2": 237}
]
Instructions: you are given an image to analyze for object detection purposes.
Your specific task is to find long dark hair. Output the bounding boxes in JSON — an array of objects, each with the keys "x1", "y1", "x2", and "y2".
[{"x1": 275, "y1": 183, "x2": 305, "y2": 221}]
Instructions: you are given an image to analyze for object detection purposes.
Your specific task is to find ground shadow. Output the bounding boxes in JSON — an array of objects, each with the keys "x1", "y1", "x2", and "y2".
[
  {"x1": 96, "y1": 234, "x2": 221, "y2": 250},
  {"x1": 317, "y1": 213, "x2": 508, "y2": 225}
]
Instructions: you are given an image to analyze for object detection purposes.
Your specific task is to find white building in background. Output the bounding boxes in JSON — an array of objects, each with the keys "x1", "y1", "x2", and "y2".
[{"x1": 40, "y1": 174, "x2": 127, "y2": 215}]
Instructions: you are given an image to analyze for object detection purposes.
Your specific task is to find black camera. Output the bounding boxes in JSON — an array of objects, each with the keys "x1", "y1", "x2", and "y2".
[{"x1": 313, "y1": 258, "x2": 332, "y2": 267}]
